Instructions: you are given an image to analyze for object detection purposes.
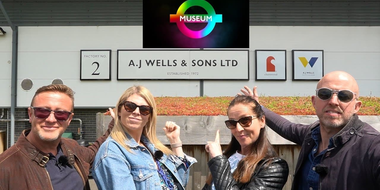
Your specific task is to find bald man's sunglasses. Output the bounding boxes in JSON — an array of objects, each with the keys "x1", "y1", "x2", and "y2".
[
  {"x1": 316, "y1": 88, "x2": 355, "y2": 103},
  {"x1": 31, "y1": 107, "x2": 72, "y2": 121}
]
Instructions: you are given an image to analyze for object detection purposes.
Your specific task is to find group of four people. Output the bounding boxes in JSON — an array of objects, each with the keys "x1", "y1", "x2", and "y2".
[{"x1": 0, "y1": 70, "x2": 379, "y2": 190}]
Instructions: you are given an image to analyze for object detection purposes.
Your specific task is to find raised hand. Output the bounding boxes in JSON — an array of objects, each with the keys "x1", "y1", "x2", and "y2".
[
  {"x1": 205, "y1": 130, "x2": 222, "y2": 159},
  {"x1": 239, "y1": 86, "x2": 260, "y2": 103},
  {"x1": 163, "y1": 121, "x2": 181, "y2": 144},
  {"x1": 108, "y1": 108, "x2": 116, "y2": 119}
]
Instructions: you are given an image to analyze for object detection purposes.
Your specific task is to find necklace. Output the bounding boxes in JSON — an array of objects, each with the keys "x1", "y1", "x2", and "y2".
[{"x1": 141, "y1": 141, "x2": 175, "y2": 190}]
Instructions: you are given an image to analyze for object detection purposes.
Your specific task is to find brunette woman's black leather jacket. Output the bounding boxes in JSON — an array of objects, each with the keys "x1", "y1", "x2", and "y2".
[{"x1": 202, "y1": 155, "x2": 289, "y2": 190}]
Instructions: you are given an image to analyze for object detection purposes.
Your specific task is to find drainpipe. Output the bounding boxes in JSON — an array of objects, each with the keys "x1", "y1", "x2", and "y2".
[
  {"x1": 1, "y1": 0, "x2": 18, "y2": 146},
  {"x1": 9, "y1": 28, "x2": 18, "y2": 146},
  {"x1": 0, "y1": 109, "x2": 4, "y2": 119},
  {"x1": 72, "y1": 118, "x2": 86, "y2": 146},
  {"x1": 71, "y1": 118, "x2": 83, "y2": 140},
  {"x1": 0, "y1": 118, "x2": 29, "y2": 148}
]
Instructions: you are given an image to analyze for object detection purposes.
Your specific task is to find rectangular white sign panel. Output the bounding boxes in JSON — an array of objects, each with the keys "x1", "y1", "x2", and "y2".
[
  {"x1": 255, "y1": 50, "x2": 287, "y2": 81},
  {"x1": 117, "y1": 50, "x2": 249, "y2": 80},
  {"x1": 292, "y1": 50, "x2": 324, "y2": 81},
  {"x1": 80, "y1": 50, "x2": 111, "y2": 80}
]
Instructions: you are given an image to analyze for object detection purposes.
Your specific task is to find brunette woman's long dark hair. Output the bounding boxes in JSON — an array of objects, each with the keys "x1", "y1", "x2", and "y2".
[{"x1": 206, "y1": 95, "x2": 277, "y2": 184}]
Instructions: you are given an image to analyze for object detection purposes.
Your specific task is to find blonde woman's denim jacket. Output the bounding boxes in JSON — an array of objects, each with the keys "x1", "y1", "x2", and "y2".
[{"x1": 92, "y1": 134, "x2": 197, "y2": 190}]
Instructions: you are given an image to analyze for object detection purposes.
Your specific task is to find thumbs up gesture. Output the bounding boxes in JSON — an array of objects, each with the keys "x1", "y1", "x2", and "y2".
[{"x1": 205, "y1": 130, "x2": 223, "y2": 159}]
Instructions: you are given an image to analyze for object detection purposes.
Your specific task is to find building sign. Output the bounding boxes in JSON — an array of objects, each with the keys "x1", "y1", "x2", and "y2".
[
  {"x1": 80, "y1": 50, "x2": 111, "y2": 80},
  {"x1": 255, "y1": 50, "x2": 287, "y2": 81},
  {"x1": 292, "y1": 50, "x2": 324, "y2": 81},
  {"x1": 117, "y1": 50, "x2": 249, "y2": 80},
  {"x1": 143, "y1": 0, "x2": 249, "y2": 48}
]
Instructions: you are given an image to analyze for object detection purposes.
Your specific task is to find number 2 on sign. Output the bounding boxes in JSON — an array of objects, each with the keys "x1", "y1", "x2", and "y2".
[{"x1": 92, "y1": 62, "x2": 100, "y2": 75}]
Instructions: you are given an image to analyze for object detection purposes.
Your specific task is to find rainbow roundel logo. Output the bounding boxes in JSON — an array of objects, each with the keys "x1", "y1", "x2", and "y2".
[{"x1": 170, "y1": 0, "x2": 223, "y2": 39}]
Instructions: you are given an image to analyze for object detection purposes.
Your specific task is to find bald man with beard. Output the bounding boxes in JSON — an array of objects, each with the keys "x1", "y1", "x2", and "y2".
[{"x1": 241, "y1": 71, "x2": 380, "y2": 190}]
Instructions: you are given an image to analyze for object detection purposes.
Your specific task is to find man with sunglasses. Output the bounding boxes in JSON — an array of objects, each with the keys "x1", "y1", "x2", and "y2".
[
  {"x1": 240, "y1": 71, "x2": 380, "y2": 190},
  {"x1": 0, "y1": 84, "x2": 114, "y2": 190}
]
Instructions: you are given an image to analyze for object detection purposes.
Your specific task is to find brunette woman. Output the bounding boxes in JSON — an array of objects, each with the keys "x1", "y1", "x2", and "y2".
[{"x1": 203, "y1": 95, "x2": 289, "y2": 190}]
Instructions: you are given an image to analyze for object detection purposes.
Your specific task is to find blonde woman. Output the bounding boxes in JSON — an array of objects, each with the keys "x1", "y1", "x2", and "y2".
[{"x1": 93, "y1": 85, "x2": 196, "y2": 190}]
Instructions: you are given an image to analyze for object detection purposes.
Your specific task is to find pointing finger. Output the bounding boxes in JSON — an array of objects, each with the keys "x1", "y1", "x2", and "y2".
[
  {"x1": 215, "y1": 130, "x2": 220, "y2": 144},
  {"x1": 252, "y1": 86, "x2": 260, "y2": 103},
  {"x1": 253, "y1": 86, "x2": 258, "y2": 96}
]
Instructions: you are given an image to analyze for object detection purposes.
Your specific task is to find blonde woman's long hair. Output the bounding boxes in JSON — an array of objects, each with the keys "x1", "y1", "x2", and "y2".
[{"x1": 110, "y1": 85, "x2": 172, "y2": 155}]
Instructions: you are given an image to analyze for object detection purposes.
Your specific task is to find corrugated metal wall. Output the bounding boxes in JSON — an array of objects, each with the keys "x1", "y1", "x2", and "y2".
[
  {"x1": 250, "y1": 0, "x2": 380, "y2": 26},
  {"x1": 0, "y1": 0, "x2": 142, "y2": 26},
  {"x1": 0, "y1": 0, "x2": 379, "y2": 26}
]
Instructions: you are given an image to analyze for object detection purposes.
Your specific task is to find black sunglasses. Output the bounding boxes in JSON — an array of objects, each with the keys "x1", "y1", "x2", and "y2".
[
  {"x1": 225, "y1": 116, "x2": 257, "y2": 129},
  {"x1": 31, "y1": 107, "x2": 72, "y2": 121},
  {"x1": 122, "y1": 101, "x2": 152, "y2": 116},
  {"x1": 316, "y1": 88, "x2": 356, "y2": 103}
]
